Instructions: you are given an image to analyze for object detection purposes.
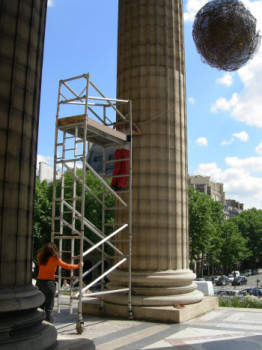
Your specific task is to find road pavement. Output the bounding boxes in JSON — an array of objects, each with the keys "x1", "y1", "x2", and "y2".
[{"x1": 214, "y1": 273, "x2": 262, "y2": 291}]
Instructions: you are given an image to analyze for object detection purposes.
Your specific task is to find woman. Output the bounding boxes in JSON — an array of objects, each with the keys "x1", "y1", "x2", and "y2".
[{"x1": 36, "y1": 242, "x2": 82, "y2": 323}]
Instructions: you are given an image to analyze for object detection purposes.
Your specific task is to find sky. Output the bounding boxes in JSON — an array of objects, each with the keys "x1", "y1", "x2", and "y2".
[{"x1": 38, "y1": 0, "x2": 262, "y2": 210}]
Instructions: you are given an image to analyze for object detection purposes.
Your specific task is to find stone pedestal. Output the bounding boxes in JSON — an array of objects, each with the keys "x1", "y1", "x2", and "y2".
[
  {"x1": 102, "y1": 0, "x2": 205, "y2": 316},
  {"x1": 83, "y1": 297, "x2": 219, "y2": 323}
]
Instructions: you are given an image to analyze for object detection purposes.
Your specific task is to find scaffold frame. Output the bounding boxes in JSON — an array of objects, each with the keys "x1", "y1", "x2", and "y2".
[{"x1": 51, "y1": 73, "x2": 133, "y2": 333}]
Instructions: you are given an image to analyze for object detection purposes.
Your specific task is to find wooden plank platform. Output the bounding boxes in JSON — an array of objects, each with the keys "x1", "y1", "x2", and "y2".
[{"x1": 58, "y1": 115, "x2": 127, "y2": 147}]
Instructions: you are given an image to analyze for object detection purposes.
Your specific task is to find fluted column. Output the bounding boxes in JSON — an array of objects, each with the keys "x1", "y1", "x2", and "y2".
[
  {"x1": 106, "y1": 0, "x2": 203, "y2": 306},
  {"x1": 0, "y1": 1, "x2": 57, "y2": 348}
]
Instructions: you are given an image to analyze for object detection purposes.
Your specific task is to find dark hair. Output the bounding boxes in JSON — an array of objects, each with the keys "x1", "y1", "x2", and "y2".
[{"x1": 37, "y1": 242, "x2": 60, "y2": 266}]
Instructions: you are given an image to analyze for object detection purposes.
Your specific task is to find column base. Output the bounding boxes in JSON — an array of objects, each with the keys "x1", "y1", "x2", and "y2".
[
  {"x1": 104, "y1": 269, "x2": 204, "y2": 306},
  {"x1": 0, "y1": 285, "x2": 58, "y2": 350},
  {"x1": 82, "y1": 296, "x2": 218, "y2": 323}
]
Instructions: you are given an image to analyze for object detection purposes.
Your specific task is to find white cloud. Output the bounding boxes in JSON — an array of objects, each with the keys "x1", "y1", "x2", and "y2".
[
  {"x1": 216, "y1": 73, "x2": 233, "y2": 87},
  {"x1": 183, "y1": 0, "x2": 208, "y2": 22},
  {"x1": 188, "y1": 97, "x2": 196, "y2": 104},
  {"x1": 232, "y1": 131, "x2": 249, "y2": 142},
  {"x1": 48, "y1": 0, "x2": 54, "y2": 6},
  {"x1": 196, "y1": 137, "x2": 208, "y2": 146},
  {"x1": 255, "y1": 142, "x2": 262, "y2": 155},
  {"x1": 194, "y1": 155, "x2": 262, "y2": 209},
  {"x1": 220, "y1": 138, "x2": 234, "y2": 146},
  {"x1": 220, "y1": 131, "x2": 249, "y2": 146},
  {"x1": 209, "y1": 0, "x2": 262, "y2": 128},
  {"x1": 211, "y1": 93, "x2": 239, "y2": 113}
]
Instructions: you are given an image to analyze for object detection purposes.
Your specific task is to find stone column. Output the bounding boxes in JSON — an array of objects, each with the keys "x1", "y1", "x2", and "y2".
[
  {"x1": 106, "y1": 0, "x2": 203, "y2": 307},
  {"x1": 0, "y1": 1, "x2": 58, "y2": 348}
]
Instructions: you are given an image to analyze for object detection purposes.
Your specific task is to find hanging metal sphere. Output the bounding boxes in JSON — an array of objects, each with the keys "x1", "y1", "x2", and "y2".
[{"x1": 192, "y1": 0, "x2": 261, "y2": 71}]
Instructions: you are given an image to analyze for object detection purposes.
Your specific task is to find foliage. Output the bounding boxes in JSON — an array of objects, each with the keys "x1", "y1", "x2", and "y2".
[
  {"x1": 219, "y1": 220, "x2": 251, "y2": 272},
  {"x1": 33, "y1": 179, "x2": 53, "y2": 259},
  {"x1": 232, "y1": 208, "x2": 262, "y2": 267},
  {"x1": 33, "y1": 171, "x2": 115, "y2": 261},
  {"x1": 188, "y1": 186, "x2": 224, "y2": 275},
  {"x1": 219, "y1": 295, "x2": 262, "y2": 309}
]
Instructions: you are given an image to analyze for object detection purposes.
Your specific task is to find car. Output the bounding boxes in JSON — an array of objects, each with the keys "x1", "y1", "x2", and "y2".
[
  {"x1": 227, "y1": 274, "x2": 234, "y2": 283},
  {"x1": 241, "y1": 288, "x2": 262, "y2": 298},
  {"x1": 232, "y1": 276, "x2": 247, "y2": 286},
  {"x1": 243, "y1": 269, "x2": 252, "y2": 276},
  {"x1": 216, "y1": 275, "x2": 229, "y2": 286},
  {"x1": 216, "y1": 289, "x2": 244, "y2": 299}
]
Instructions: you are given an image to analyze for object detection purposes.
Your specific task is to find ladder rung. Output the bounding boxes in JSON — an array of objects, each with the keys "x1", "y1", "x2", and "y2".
[
  {"x1": 56, "y1": 157, "x2": 84, "y2": 164},
  {"x1": 64, "y1": 147, "x2": 76, "y2": 151},
  {"x1": 55, "y1": 196, "x2": 82, "y2": 201}
]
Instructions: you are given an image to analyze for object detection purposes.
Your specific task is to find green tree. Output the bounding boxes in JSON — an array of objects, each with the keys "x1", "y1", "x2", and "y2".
[
  {"x1": 219, "y1": 220, "x2": 251, "y2": 273},
  {"x1": 232, "y1": 208, "x2": 262, "y2": 267},
  {"x1": 33, "y1": 179, "x2": 53, "y2": 259},
  {"x1": 188, "y1": 186, "x2": 224, "y2": 276},
  {"x1": 33, "y1": 171, "x2": 115, "y2": 261}
]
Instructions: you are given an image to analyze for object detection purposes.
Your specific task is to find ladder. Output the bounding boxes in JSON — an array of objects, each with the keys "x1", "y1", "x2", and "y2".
[{"x1": 51, "y1": 73, "x2": 133, "y2": 333}]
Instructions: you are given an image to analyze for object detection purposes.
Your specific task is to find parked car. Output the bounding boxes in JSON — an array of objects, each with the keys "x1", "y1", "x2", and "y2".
[
  {"x1": 241, "y1": 288, "x2": 262, "y2": 298},
  {"x1": 232, "y1": 276, "x2": 247, "y2": 286},
  {"x1": 216, "y1": 289, "x2": 244, "y2": 299},
  {"x1": 243, "y1": 269, "x2": 252, "y2": 277},
  {"x1": 216, "y1": 275, "x2": 229, "y2": 286},
  {"x1": 227, "y1": 274, "x2": 234, "y2": 283}
]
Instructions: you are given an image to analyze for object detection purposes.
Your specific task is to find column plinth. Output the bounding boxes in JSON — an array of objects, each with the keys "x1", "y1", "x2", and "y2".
[{"x1": 106, "y1": 270, "x2": 203, "y2": 306}]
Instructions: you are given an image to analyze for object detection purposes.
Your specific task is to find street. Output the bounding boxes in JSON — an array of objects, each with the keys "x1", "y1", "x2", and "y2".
[{"x1": 214, "y1": 272, "x2": 262, "y2": 291}]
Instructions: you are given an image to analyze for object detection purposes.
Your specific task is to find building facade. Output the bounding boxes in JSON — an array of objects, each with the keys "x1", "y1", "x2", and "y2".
[
  {"x1": 188, "y1": 175, "x2": 244, "y2": 219},
  {"x1": 188, "y1": 175, "x2": 226, "y2": 204}
]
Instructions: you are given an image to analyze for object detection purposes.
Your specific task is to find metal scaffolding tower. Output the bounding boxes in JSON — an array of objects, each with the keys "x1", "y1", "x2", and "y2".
[{"x1": 51, "y1": 73, "x2": 133, "y2": 333}]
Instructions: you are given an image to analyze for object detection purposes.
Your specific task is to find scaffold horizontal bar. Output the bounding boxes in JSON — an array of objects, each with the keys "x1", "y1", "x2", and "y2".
[
  {"x1": 52, "y1": 235, "x2": 81, "y2": 239},
  {"x1": 75, "y1": 288, "x2": 130, "y2": 299}
]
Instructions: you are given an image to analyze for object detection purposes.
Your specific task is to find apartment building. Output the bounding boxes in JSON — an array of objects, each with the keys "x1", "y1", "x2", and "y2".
[
  {"x1": 188, "y1": 175, "x2": 244, "y2": 218},
  {"x1": 188, "y1": 175, "x2": 226, "y2": 204}
]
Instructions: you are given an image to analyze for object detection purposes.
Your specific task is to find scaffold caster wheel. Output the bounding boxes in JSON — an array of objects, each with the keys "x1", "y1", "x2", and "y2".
[{"x1": 76, "y1": 320, "x2": 84, "y2": 334}]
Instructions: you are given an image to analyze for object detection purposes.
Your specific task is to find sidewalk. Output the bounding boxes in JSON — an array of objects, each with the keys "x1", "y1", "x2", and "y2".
[{"x1": 54, "y1": 305, "x2": 262, "y2": 349}]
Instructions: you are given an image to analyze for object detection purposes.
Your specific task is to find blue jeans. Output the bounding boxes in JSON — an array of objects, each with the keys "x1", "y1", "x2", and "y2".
[{"x1": 36, "y1": 279, "x2": 56, "y2": 323}]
